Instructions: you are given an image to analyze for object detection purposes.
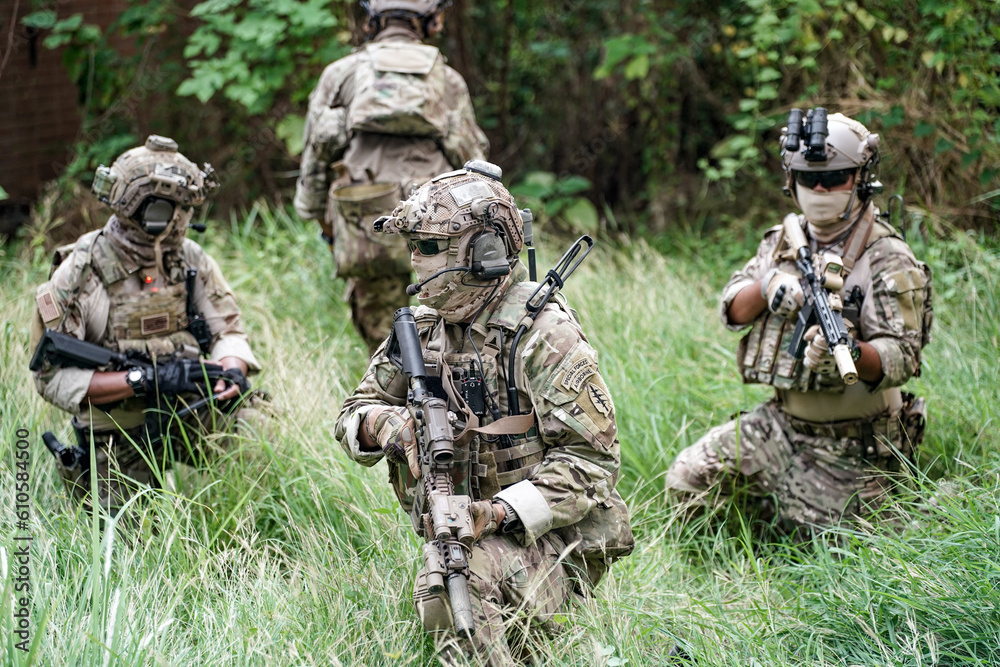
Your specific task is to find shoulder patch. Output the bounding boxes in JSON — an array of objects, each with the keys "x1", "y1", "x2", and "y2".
[
  {"x1": 561, "y1": 357, "x2": 597, "y2": 394},
  {"x1": 587, "y1": 382, "x2": 613, "y2": 418},
  {"x1": 35, "y1": 285, "x2": 62, "y2": 325}
]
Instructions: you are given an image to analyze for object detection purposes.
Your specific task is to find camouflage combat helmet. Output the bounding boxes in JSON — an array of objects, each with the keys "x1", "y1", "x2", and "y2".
[
  {"x1": 380, "y1": 160, "x2": 525, "y2": 262},
  {"x1": 363, "y1": 0, "x2": 445, "y2": 16},
  {"x1": 92, "y1": 135, "x2": 219, "y2": 223},
  {"x1": 781, "y1": 110, "x2": 881, "y2": 201}
]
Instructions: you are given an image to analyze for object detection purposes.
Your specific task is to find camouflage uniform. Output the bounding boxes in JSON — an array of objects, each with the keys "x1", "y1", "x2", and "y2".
[
  {"x1": 31, "y1": 138, "x2": 259, "y2": 514},
  {"x1": 666, "y1": 205, "x2": 933, "y2": 528},
  {"x1": 294, "y1": 23, "x2": 489, "y2": 351},
  {"x1": 335, "y1": 265, "x2": 633, "y2": 665}
]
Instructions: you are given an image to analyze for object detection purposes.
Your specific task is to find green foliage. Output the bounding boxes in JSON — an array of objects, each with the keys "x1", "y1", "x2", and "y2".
[
  {"x1": 27, "y1": 0, "x2": 1000, "y2": 229},
  {"x1": 180, "y1": 0, "x2": 346, "y2": 115},
  {"x1": 510, "y1": 171, "x2": 599, "y2": 234},
  {"x1": 20, "y1": 1, "x2": 183, "y2": 189},
  {"x1": 575, "y1": 0, "x2": 1000, "y2": 225}
]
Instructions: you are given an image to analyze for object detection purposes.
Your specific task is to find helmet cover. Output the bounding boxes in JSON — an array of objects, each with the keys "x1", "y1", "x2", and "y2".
[
  {"x1": 364, "y1": 0, "x2": 444, "y2": 16},
  {"x1": 94, "y1": 135, "x2": 218, "y2": 222},
  {"x1": 781, "y1": 112, "x2": 880, "y2": 173},
  {"x1": 379, "y1": 163, "x2": 524, "y2": 321},
  {"x1": 381, "y1": 165, "x2": 524, "y2": 257}
]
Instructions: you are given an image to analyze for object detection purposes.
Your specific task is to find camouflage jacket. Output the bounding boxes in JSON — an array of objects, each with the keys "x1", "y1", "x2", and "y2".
[
  {"x1": 30, "y1": 221, "x2": 260, "y2": 430},
  {"x1": 294, "y1": 26, "x2": 489, "y2": 221},
  {"x1": 335, "y1": 272, "x2": 632, "y2": 567},
  {"x1": 721, "y1": 206, "x2": 933, "y2": 411}
]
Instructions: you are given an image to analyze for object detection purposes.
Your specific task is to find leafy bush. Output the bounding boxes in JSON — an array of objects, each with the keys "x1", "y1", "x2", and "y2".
[{"x1": 23, "y1": 0, "x2": 1000, "y2": 231}]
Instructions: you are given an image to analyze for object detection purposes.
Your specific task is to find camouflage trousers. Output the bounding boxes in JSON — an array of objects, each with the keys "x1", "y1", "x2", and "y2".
[
  {"x1": 419, "y1": 532, "x2": 585, "y2": 666},
  {"x1": 665, "y1": 397, "x2": 925, "y2": 528},
  {"x1": 345, "y1": 272, "x2": 412, "y2": 353},
  {"x1": 57, "y1": 406, "x2": 239, "y2": 516}
]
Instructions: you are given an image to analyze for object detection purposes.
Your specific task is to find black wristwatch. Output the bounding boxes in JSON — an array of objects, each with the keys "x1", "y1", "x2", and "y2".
[
  {"x1": 850, "y1": 339, "x2": 862, "y2": 361},
  {"x1": 126, "y1": 367, "x2": 147, "y2": 398},
  {"x1": 496, "y1": 499, "x2": 521, "y2": 534}
]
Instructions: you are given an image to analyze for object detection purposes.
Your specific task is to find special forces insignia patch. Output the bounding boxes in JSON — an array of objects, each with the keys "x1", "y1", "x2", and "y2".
[
  {"x1": 587, "y1": 382, "x2": 613, "y2": 417},
  {"x1": 560, "y1": 357, "x2": 597, "y2": 394}
]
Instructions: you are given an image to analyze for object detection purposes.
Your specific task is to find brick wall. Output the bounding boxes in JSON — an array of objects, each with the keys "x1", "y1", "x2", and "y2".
[{"x1": 0, "y1": 0, "x2": 129, "y2": 231}]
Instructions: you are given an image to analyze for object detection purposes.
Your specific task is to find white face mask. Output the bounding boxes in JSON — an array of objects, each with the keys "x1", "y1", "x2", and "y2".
[{"x1": 796, "y1": 185, "x2": 854, "y2": 227}]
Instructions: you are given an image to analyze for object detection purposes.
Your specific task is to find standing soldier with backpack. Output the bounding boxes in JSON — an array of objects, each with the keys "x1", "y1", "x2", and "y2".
[{"x1": 294, "y1": 0, "x2": 489, "y2": 352}]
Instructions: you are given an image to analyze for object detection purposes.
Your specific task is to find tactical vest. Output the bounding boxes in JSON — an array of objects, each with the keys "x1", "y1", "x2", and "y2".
[
  {"x1": 54, "y1": 230, "x2": 201, "y2": 361},
  {"x1": 738, "y1": 210, "x2": 898, "y2": 393},
  {"x1": 383, "y1": 282, "x2": 634, "y2": 575},
  {"x1": 346, "y1": 41, "x2": 449, "y2": 139},
  {"x1": 386, "y1": 283, "x2": 553, "y2": 509}
]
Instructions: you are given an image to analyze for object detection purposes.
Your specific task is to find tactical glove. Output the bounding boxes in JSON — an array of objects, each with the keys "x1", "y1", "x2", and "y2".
[
  {"x1": 147, "y1": 359, "x2": 214, "y2": 396},
  {"x1": 470, "y1": 501, "x2": 502, "y2": 542},
  {"x1": 219, "y1": 367, "x2": 251, "y2": 396},
  {"x1": 802, "y1": 325, "x2": 838, "y2": 375},
  {"x1": 364, "y1": 406, "x2": 420, "y2": 478},
  {"x1": 762, "y1": 268, "x2": 804, "y2": 320}
]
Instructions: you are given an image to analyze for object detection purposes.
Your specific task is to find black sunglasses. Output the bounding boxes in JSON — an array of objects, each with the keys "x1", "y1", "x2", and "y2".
[
  {"x1": 407, "y1": 238, "x2": 449, "y2": 255},
  {"x1": 794, "y1": 168, "x2": 855, "y2": 190}
]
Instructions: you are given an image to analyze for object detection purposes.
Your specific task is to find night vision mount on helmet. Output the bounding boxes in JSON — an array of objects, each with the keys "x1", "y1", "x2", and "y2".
[
  {"x1": 780, "y1": 109, "x2": 883, "y2": 220},
  {"x1": 92, "y1": 135, "x2": 219, "y2": 234}
]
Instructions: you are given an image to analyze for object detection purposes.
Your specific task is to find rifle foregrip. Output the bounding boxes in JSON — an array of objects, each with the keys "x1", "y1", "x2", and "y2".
[{"x1": 832, "y1": 344, "x2": 859, "y2": 385}]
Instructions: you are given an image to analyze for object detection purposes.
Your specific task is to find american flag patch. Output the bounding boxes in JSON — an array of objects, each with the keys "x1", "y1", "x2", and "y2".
[
  {"x1": 140, "y1": 313, "x2": 170, "y2": 335},
  {"x1": 36, "y1": 287, "x2": 61, "y2": 324}
]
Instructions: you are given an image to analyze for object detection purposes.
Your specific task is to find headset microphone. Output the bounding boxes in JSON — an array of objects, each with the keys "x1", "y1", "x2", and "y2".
[{"x1": 405, "y1": 266, "x2": 471, "y2": 296}]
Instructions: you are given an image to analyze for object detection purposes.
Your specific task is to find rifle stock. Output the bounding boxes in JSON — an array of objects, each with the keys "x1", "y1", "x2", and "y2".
[
  {"x1": 782, "y1": 215, "x2": 859, "y2": 385},
  {"x1": 392, "y1": 307, "x2": 476, "y2": 638},
  {"x1": 29, "y1": 329, "x2": 129, "y2": 372}
]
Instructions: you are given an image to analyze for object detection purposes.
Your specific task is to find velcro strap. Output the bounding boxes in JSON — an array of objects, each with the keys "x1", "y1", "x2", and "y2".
[
  {"x1": 471, "y1": 409, "x2": 536, "y2": 437},
  {"x1": 497, "y1": 468, "x2": 537, "y2": 487},
  {"x1": 492, "y1": 440, "x2": 544, "y2": 464}
]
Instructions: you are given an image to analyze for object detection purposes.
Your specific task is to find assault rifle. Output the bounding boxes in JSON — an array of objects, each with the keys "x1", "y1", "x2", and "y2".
[
  {"x1": 391, "y1": 307, "x2": 477, "y2": 638},
  {"x1": 780, "y1": 214, "x2": 859, "y2": 385},
  {"x1": 29, "y1": 329, "x2": 247, "y2": 469}
]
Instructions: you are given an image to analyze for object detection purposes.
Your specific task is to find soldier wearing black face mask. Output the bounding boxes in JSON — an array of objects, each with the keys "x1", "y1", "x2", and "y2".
[{"x1": 29, "y1": 135, "x2": 262, "y2": 516}]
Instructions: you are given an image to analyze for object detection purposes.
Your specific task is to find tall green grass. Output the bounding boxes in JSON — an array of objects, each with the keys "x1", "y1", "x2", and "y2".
[{"x1": 1, "y1": 205, "x2": 997, "y2": 665}]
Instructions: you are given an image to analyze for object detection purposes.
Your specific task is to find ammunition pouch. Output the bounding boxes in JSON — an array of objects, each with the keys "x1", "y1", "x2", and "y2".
[
  {"x1": 327, "y1": 182, "x2": 408, "y2": 279},
  {"x1": 781, "y1": 392, "x2": 926, "y2": 467}
]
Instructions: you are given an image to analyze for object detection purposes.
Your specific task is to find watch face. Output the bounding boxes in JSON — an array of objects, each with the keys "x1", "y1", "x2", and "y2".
[{"x1": 127, "y1": 368, "x2": 144, "y2": 383}]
